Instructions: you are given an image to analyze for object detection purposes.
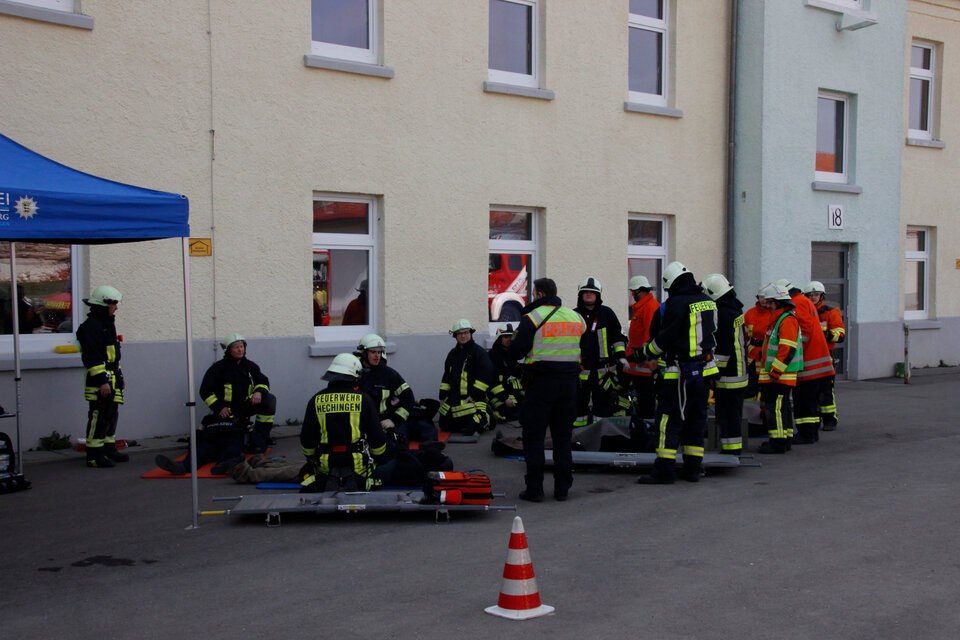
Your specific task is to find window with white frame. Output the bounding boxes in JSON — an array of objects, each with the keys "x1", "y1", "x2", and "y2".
[
  {"x1": 488, "y1": 0, "x2": 539, "y2": 89},
  {"x1": 628, "y1": 0, "x2": 668, "y2": 107},
  {"x1": 816, "y1": 91, "x2": 851, "y2": 184},
  {"x1": 627, "y1": 214, "x2": 668, "y2": 303},
  {"x1": 904, "y1": 227, "x2": 931, "y2": 320},
  {"x1": 0, "y1": 242, "x2": 82, "y2": 348},
  {"x1": 312, "y1": 195, "x2": 377, "y2": 339},
  {"x1": 311, "y1": 0, "x2": 378, "y2": 65},
  {"x1": 489, "y1": 208, "x2": 537, "y2": 326},
  {"x1": 909, "y1": 42, "x2": 936, "y2": 140},
  {"x1": 14, "y1": 0, "x2": 74, "y2": 9}
]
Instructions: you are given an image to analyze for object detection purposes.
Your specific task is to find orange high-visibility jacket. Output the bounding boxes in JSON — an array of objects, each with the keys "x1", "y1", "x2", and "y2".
[
  {"x1": 744, "y1": 302, "x2": 772, "y2": 365},
  {"x1": 816, "y1": 302, "x2": 845, "y2": 351},
  {"x1": 624, "y1": 292, "x2": 660, "y2": 377},
  {"x1": 759, "y1": 307, "x2": 801, "y2": 387},
  {"x1": 791, "y1": 292, "x2": 835, "y2": 381}
]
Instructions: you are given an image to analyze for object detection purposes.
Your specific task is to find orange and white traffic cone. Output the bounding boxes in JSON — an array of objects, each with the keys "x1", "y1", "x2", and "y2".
[{"x1": 484, "y1": 515, "x2": 555, "y2": 620}]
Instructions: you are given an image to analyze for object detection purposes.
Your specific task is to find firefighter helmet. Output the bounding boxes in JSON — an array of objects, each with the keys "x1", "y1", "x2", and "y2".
[
  {"x1": 578, "y1": 277, "x2": 602, "y2": 295},
  {"x1": 495, "y1": 323, "x2": 515, "y2": 338},
  {"x1": 450, "y1": 318, "x2": 475, "y2": 335},
  {"x1": 758, "y1": 283, "x2": 792, "y2": 302},
  {"x1": 356, "y1": 279, "x2": 368, "y2": 292},
  {"x1": 662, "y1": 262, "x2": 689, "y2": 289},
  {"x1": 323, "y1": 353, "x2": 363, "y2": 381},
  {"x1": 803, "y1": 280, "x2": 826, "y2": 294},
  {"x1": 628, "y1": 275, "x2": 651, "y2": 291},
  {"x1": 220, "y1": 333, "x2": 246, "y2": 350},
  {"x1": 87, "y1": 285, "x2": 123, "y2": 307},
  {"x1": 773, "y1": 278, "x2": 793, "y2": 290},
  {"x1": 701, "y1": 273, "x2": 733, "y2": 301},
  {"x1": 357, "y1": 333, "x2": 386, "y2": 352}
]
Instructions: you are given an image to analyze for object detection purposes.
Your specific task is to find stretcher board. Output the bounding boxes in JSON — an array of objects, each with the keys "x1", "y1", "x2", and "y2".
[
  {"x1": 204, "y1": 490, "x2": 516, "y2": 525},
  {"x1": 545, "y1": 450, "x2": 747, "y2": 469}
]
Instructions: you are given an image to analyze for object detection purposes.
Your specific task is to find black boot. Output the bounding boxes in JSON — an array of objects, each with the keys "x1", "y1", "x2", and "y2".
[
  {"x1": 155, "y1": 454, "x2": 187, "y2": 475},
  {"x1": 757, "y1": 438, "x2": 787, "y2": 454},
  {"x1": 86, "y1": 451, "x2": 115, "y2": 468},
  {"x1": 104, "y1": 442, "x2": 129, "y2": 463},
  {"x1": 679, "y1": 457, "x2": 702, "y2": 483},
  {"x1": 637, "y1": 458, "x2": 676, "y2": 484}
]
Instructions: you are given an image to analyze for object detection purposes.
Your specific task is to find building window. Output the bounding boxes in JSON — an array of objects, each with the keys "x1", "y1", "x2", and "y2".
[
  {"x1": 904, "y1": 227, "x2": 930, "y2": 321},
  {"x1": 312, "y1": 195, "x2": 377, "y2": 339},
  {"x1": 0, "y1": 242, "x2": 79, "y2": 344},
  {"x1": 816, "y1": 91, "x2": 851, "y2": 184},
  {"x1": 627, "y1": 214, "x2": 668, "y2": 302},
  {"x1": 488, "y1": 0, "x2": 539, "y2": 89},
  {"x1": 489, "y1": 208, "x2": 537, "y2": 326},
  {"x1": 628, "y1": 0, "x2": 668, "y2": 107},
  {"x1": 311, "y1": 0, "x2": 378, "y2": 65},
  {"x1": 909, "y1": 42, "x2": 936, "y2": 140}
]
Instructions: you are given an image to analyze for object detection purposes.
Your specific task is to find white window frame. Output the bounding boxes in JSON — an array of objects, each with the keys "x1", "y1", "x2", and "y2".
[
  {"x1": 488, "y1": 206, "x2": 539, "y2": 335},
  {"x1": 12, "y1": 0, "x2": 75, "y2": 10},
  {"x1": 628, "y1": 0, "x2": 669, "y2": 108},
  {"x1": 904, "y1": 227, "x2": 930, "y2": 321},
  {"x1": 908, "y1": 41, "x2": 935, "y2": 141},
  {"x1": 312, "y1": 194, "x2": 378, "y2": 341},
  {"x1": 627, "y1": 213, "x2": 669, "y2": 302},
  {"x1": 487, "y1": 0, "x2": 539, "y2": 89},
  {"x1": 310, "y1": 0, "x2": 378, "y2": 65},
  {"x1": 815, "y1": 90, "x2": 851, "y2": 185},
  {"x1": 0, "y1": 243, "x2": 84, "y2": 354}
]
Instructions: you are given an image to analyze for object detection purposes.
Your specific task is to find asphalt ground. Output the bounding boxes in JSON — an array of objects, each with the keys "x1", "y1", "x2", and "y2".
[{"x1": 2, "y1": 369, "x2": 958, "y2": 640}]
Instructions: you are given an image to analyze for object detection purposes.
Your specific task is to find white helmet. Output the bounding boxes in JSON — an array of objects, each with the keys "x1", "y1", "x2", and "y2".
[
  {"x1": 87, "y1": 285, "x2": 123, "y2": 307},
  {"x1": 450, "y1": 318, "x2": 475, "y2": 335},
  {"x1": 628, "y1": 275, "x2": 651, "y2": 291},
  {"x1": 495, "y1": 323, "x2": 515, "y2": 338},
  {"x1": 803, "y1": 280, "x2": 826, "y2": 294},
  {"x1": 701, "y1": 273, "x2": 733, "y2": 301},
  {"x1": 758, "y1": 282, "x2": 792, "y2": 302},
  {"x1": 662, "y1": 262, "x2": 689, "y2": 289},
  {"x1": 578, "y1": 276, "x2": 602, "y2": 295},
  {"x1": 220, "y1": 333, "x2": 246, "y2": 350},
  {"x1": 323, "y1": 353, "x2": 362, "y2": 380},
  {"x1": 773, "y1": 278, "x2": 793, "y2": 290},
  {"x1": 357, "y1": 333, "x2": 386, "y2": 352}
]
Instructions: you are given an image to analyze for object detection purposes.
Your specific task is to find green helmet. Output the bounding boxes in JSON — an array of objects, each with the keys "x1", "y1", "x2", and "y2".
[
  {"x1": 87, "y1": 285, "x2": 122, "y2": 307},
  {"x1": 450, "y1": 318, "x2": 475, "y2": 335},
  {"x1": 357, "y1": 333, "x2": 386, "y2": 352},
  {"x1": 220, "y1": 333, "x2": 246, "y2": 350},
  {"x1": 324, "y1": 353, "x2": 362, "y2": 381}
]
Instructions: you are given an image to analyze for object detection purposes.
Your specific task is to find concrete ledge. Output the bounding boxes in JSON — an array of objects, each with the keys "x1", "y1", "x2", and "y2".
[
  {"x1": 0, "y1": 351, "x2": 82, "y2": 371},
  {"x1": 303, "y1": 55, "x2": 394, "y2": 78},
  {"x1": 482, "y1": 82, "x2": 555, "y2": 101},
  {"x1": 0, "y1": 0, "x2": 93, "y2": 28},
  {"x1": 906, "y1": 138, "x2": 945, "y2": 149},
  {"x1": 904, "y1": 320, "x2": 941, "y2": 330},
  {"x1": 308, "y1": 340, "x2": 397, "y2": 357},
  {"x1": 623, "y1": 102, "x2": 683, "y2": 118},
  {"x1": 812, "y1": 181, "x2": 863, "y2": 194}
]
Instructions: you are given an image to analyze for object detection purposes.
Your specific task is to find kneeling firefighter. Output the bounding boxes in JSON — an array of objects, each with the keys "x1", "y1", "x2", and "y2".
[{"x1": 299, "y1": 353, "x2": 390, "y2": 492}]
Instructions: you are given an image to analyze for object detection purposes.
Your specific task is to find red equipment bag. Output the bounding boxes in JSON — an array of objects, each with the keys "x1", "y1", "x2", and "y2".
[{"x1": 423, "y1": 470, "x2": 492, "y2": 505}]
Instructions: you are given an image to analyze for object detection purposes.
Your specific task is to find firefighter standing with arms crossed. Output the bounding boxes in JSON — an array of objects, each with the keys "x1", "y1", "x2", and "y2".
[{"x1": 508, "y1": 277, "x2": 586, "y2": 502}]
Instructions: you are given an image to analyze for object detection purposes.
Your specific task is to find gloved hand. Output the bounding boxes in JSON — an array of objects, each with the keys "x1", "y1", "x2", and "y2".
[
  {"x1": 824, "y1": 330, "x2": 833, "y2": 344},
  {"x1": 642, "y1": 343, "x2": 657, "y2": 361},
  {"x1": 380, "y1": 418, "x2": 395, "y2": 430},
  {"x1": 769, "y1": 367, "x2": 782, "y2": 381},
  {"x1": 619, "y1": 357, "x2": 630, "y2": 369},
  {"x1": 505, "y1": 398, "x2": 515, "y2": 408}
]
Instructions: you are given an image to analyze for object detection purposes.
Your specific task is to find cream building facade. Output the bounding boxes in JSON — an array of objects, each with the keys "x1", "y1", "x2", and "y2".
[{"x1": 1, "y1": 1, "x2": 732, "y2": 444}]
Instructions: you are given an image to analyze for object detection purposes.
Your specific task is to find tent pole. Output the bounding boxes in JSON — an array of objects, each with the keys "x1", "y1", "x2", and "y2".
[
  {"x1": 182, "y1": 238, "x2": 200, "y2": 529},
  {"x1": 9, "y1": 244, "x2": 23, "y2": 474}
]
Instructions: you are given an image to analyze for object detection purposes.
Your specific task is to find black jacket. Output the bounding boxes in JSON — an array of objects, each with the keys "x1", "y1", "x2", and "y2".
[
  {"x1": 300, "y1": 379, "x2": 387, "y2": 466},
  {"x1": 575, "y1": 292, "x2": 625, "y2": 368},
  {"x1": 76, "y1": 306, "x2": 123, "y2": 395},
  {"x1": 648, "y1": 273, "x2": 717, "y2": 362},
  {"x1": 714, "y1": 290, "x2": 748, "y2": 383},
  {"x1": 359, "y1": 362, "x2": 416, "y2": 425},
  {"x1": 199, "y1": 355, "x2": 270, "y2": 415},
  {"x1": 440, "y1": 338, "x2": 494, "y2": 405}
]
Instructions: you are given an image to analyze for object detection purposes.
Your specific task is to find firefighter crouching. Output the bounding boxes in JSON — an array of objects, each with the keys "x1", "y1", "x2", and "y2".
[
  {"x1": 488, "y1": 324, "x2": 523, "y2": 423},
  {"x1": 756, "y1": 283, "x2": 802, "y2": 454},
  {"x1": 804, "y1": 280, "x2": 844, "y2": 431},
  {"x1": 299, "y1": 353, "x2": 390, "y2": 492},
  {"x1": 634, "y1": 262, "x2": 718, "y2": 484},
  {"x1": 76, "y1": 285, "x2": 127, "y2": 469},
  {"x1": 438, "y1": 319, "x2": 496, "y2": 436}
]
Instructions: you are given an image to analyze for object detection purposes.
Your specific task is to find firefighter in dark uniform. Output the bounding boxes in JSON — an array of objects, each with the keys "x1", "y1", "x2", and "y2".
[
  {"x1": 438, "y1": 319, "x2": 495, "y2": 436},
  {"x1": 199, "y1": 333, "x2": 277, "y2": 452},
  {"x1": 574, "y1": 277, "x2": 626, "y2": 427},
  {"x1": 635, "y1": 262, "x2": 718, "y2": 484},
  {"x1": 701, "y1": 273, "x2": 748, "y2": 457},
  {"x1": 488, "y1": 324, "x2": 523, "y2": 422},
  {"x1": 299, "y1": 353, "x2": 389, "y2": 492},
  {"x1": 508, "y1": 278, "x2": 586, "y2": 502},
  {"x1": 354, "y1": 333, "x2": 432, "y2": 442},
  {"x1": 76, "y1": 285, "x2": 127, "y2": 468}
]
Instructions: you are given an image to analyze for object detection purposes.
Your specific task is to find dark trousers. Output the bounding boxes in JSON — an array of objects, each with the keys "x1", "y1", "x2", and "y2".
[
  {"x1": 792, "y1": 379, "x2": 821, "y2": 441},
  {"x1": 191, "y1": 434, "x2": 244, "y2": 470},
  {"x1": 713, "y1": 387, "x2": 744, "y2": 454},
  {"x1": 576, "y1": 370, "x2": 618, "y2": 425},
  {"x1": 233, "y1": 392, "x2": 276, "y2": 451},
  {"x1": 521, "y1": 373, "x2": 577, "y2": 495},
  {"x1": 85, "y1": 398, "x2": 120, "y2": 456},
  {"x1": 654, "y1": 367, "x2": 709, "y2": 475},
  {"x1": 762, "y1": 383, "x2": 794, "y2": 451},
  {"x1": 625, "y1": 374, "x2": 656, "y2": 420},
  {"x1": 818, "y1": 375, "x2": 838, "y2": 427}
]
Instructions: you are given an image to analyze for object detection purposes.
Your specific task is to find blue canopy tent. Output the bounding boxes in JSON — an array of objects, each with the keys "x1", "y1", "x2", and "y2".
[{"x1": 0, "y1": 133, "x2": 203, "y2": 527}]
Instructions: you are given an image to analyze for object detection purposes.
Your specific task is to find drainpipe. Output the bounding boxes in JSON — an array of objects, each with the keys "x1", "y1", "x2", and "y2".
[
  {"x1": 725, "y1": 0, "x2": 740, "y2": 282},
  {"x1": 903, "y1": 324, "x2": 911, "y2": 384}
]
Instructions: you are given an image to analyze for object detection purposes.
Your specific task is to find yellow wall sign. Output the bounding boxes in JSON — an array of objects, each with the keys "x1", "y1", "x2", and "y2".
[{"x1": 189, "y1": 238, "x2": 212, "y2": 256}]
